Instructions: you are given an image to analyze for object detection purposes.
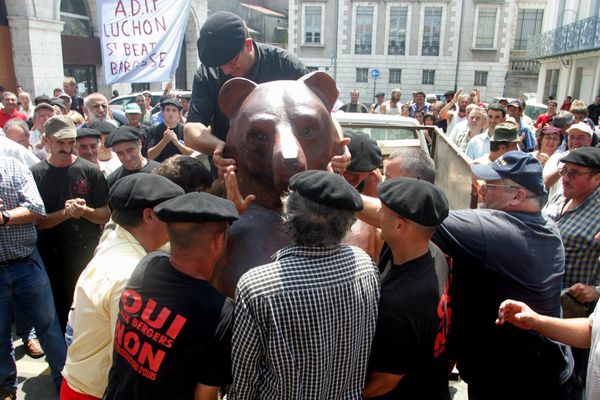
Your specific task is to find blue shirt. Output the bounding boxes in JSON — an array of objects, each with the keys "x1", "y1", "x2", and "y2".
[
  {"x1": 465, "y1": 132, "x2": 490, "y2": 159},
  {"x1": 518, "y1": 119, "x2": 537, "y2": 152}
]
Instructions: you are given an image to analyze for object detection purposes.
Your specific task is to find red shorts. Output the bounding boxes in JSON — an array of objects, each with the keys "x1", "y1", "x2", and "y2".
[{"x1": 60, "y1": 379, "x2": 101, "y2": 400}]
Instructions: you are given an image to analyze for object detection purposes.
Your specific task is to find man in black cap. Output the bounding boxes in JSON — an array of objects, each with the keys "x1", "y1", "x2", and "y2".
[
  {"x1": 543, "y1": 147, "x2": 600, "y2": 396},
  {"x1": 370, "y1": 92, "x2": 386, "y2": 114},
  {"x1": 184, "y1": 11, "x2": 308, "y2": 172},
  {"x1": 144, "y1": 98, "x2": 195, "y2": 163},
  {"x1": 90, "y1": 120, "x2": 122, "y2": 178},
  {"x1": 507, "y1": 99, "x2": 536, "y2": 152},
  {"x1": 30, "y1": 115, "x2": 110, "y2": 331},
  {"x1": 230, "y1": 170, "x2": 379, "y2": 399},
  {"x1": 432, "y1": 151, "x2": 572, "y2": 399},
  {"x1": 105, "y1": 126, "x2": 160, "y2": 187},
  {"x1": 177, "y1": 92, "x2": 191, "y2": 120},
  {"x1": 343, "y1": 131, "x2": 382, "y2": 191},
  {"x1": 75, "y1": 128, "x2": 101, "y2": 166},
  {"x1": 104, "y1": 192, "x2": 238, "y2": 400},
  {"x1": 364, "y1": 178, "x2": 451, "y2": 399},
  {"x1": 62, "y1": 174, "x2": 184, "y2": 399}
]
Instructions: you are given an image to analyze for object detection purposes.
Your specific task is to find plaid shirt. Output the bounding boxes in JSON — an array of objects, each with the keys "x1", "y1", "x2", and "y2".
[
  {"x1": 0, "y1": 157, "x2": 46, "y2": 261},
  {"x1": 544, "y1": 187, "x2": 600, "y2": 287},
  {"x1": 230, "y1": 245, "x2": 380, "y2": 400}
]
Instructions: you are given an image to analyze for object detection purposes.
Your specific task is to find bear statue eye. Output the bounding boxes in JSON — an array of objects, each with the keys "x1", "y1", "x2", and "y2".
[
  {"x1": 299, "y1": 127, "x2": 314, "y2": 139},
  {"x1": 249, "y1": 132, "x2": 268, "y2": 142}
]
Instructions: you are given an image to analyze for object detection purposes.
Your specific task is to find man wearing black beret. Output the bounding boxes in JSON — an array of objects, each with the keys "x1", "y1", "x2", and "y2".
[
  {"x1": 185, "y1": 11, "x2": 313, "y2": 176},
  {"x1": 105, "y1": 125, "x2": 161, "y2": 187},
  {"x1": 104, "y1": 192, "x2": 238, "y2": 400},
  {"x1": 61, "y1": 174, "x2": 184, "y2": 399},
  {"x1": 75, "y1": 127, "x2": 101, "y2": 168},
  {"x1": 90, "y1": 120, "x2": 122, "y2": 178},
  {"x1": 144, "y1": 97, "x2": 195, "y2": 163},
  {"x1": 342, "y1": 131, "x2": 382, "y2": 192},
  {"x1": 230, "y1": 170, "x2": 380, "y2": 399},
  {"x1": 364, "y1": 177, "x2": 451, "y2": 399}
]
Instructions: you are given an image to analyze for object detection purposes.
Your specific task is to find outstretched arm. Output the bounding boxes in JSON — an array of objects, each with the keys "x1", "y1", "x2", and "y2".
[{"x1": 496, "y1": 299, "x2": 592, "y2": 349}]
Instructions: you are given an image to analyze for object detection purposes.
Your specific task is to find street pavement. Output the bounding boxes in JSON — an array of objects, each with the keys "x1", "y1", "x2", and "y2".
[{"x1": 12, "y1": 334, "x2": 468, "y2": 400}]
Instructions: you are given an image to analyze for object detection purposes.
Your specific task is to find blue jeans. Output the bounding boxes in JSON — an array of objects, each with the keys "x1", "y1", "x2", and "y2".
[{"x1": 0, "y1": 249, "x2": 66, "y2": 391}]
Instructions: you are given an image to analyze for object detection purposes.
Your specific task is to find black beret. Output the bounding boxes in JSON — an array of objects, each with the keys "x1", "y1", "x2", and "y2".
[
  {"x1": 34, "y1": 94, "x2": 50, "y2": 105},
  {"x1": 289, "y1": 170, "x2": 363, "y2": 212},
  {"x1": 104, "y1": 126, "x2": 143, "y2": 147},
  {"x1": 109, "y1": 174, "x2": 184, "y2": 211},
  {"x1": 377, "y1": 177, "x2": 449, "y2": 227},
  {"x1": 197, "y1": 11, "x2": 246, "y2": 67},
  {"x1": 76, "y1": 128, "x2": 101, "y2": 139},
  {"x1": 160, "y1": 97, "x2": 183, "y2": 110},
  {"x1": 154, "y1": 192, "x2": 239, "y2": 223},
  {"x1": 178, "y1": 93, "x2": 191, "y2": 100},
  {"x1": 345, "y1": 131, "x2": 382, "y2": 172},
  {"x1": 375, "y1": 92, "x2": 385, "y2": 97},
  {"x1": 561, "y1": 147, "x2": 600, "y2": 169},
  {"x1": 90, "y1": 120, "x2": 117, "y2": 134}
]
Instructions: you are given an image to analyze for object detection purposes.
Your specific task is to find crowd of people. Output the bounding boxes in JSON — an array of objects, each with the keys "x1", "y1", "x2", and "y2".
[{"x1": 0, "y1": 10, "x2": 599, "y2": 400}]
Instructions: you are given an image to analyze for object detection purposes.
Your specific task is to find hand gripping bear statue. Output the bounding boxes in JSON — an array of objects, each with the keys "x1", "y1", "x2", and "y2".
[{"x1": 214, "y1": 72, "x2": 365, "y2": 297}]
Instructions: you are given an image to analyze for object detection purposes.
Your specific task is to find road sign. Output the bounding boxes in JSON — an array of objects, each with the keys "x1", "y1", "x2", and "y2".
[{"x1": 370, "y1": 68, "x2": 381, "y2": 79}]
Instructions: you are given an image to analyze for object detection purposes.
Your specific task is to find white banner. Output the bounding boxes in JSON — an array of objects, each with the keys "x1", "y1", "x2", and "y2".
[{"x1": 98, "y1": 0, "x2": 192, "y2": 85}]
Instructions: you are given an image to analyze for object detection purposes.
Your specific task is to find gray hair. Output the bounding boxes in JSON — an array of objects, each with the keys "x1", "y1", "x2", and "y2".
[
  {"x1": 388, "y1": 148, "x2": 436, "y2": 183},
  {"x1": 83, "y1": 92, "x2": 108, "y2": 111},
  {"x1": 552, "y1": 111, "x2": 574, "y2": 129},
  {"x1": 4, "y1": 118, "x2": 30, "y2": 138},
  {"x1": 281, "y1": 191, "x2": 355, "y2": 247}
]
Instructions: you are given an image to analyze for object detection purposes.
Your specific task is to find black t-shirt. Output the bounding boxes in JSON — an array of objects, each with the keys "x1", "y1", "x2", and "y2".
[
  {"x1": 369, "y1": 247, "x2": 451, "y2": 400},
  {"x1": 588, "y1": 103, "x2": 600, "y2": 125},
  {"x1": 30, "y1": 157, "x2": 108, "y2": 248},
  {"x1": 187, "y1": 41, "x2": 308, "y2": 142},
  {"x1": 339, "y1": 103, "x2": 369, "y2": 113},
  {"x1": 104, "y1": 252, "x2": 233, "y2": 400},
  {"x1": 106, "y1": 159, "x2": 161, "y2": 188},
  {"x1": 71, "y1": 95, "x2": 84, "y2": 117},
  {"x1": 142, "y1": 123, "x2": 185, "y2": 163},
  {"x1": 431, "y1": 209, "x2": 573, "y2": 392}
]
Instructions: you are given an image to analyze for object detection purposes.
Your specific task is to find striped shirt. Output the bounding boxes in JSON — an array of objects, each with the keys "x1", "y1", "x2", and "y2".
[
  {"x1": 544, "y1": 187, "x2": 600, "y2": 287},
  {"x1": 230, "y1": 245, "x2": 380, "y2": 400},
  {"x1": 0, "y1": 157, "x2": 46, "y2": 261}
]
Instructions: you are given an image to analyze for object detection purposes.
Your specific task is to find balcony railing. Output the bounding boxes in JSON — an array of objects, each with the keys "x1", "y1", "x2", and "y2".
[
  {"x1": 510, "y1": 59, "x2": 540, "y2": 73},
  {"x1": 528, "y1": 14, "x2": 600, "y2": 59}
]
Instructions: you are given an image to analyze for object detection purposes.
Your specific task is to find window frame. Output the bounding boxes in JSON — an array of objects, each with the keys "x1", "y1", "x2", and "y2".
[
  {"x1": 472, "y1": 4, "x2": 500, "y2": 50},
  {"x1": 352, "y1": 2, "x2": 377, "y2": 55},
  {"x1": 356, "y1": 67, "x2": 369, "y2": 83},
  {"x1": 418, "y1": 4, "x2": 445, "y2": 57},
  {"x1": 389, "y1": 68, "x2": 402, "y2": 84},
  {"x1": 513, "y1": 8, "x2": 544, "y2": 50},
  {"x1": 301, "y1": 3, "x2": 325, "y2": 46},
  {"x1": 474, "y1": 71, "x2": 488, "y2": 87},
  {"x1": 422, "y1": 69, "x2": 435, "y2": 85},
  {"x1": 385, "y1": 3, "x2": 411, "y2": 56}
]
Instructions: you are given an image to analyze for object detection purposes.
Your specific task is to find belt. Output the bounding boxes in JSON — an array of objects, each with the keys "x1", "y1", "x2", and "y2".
[{"x1": 0, "y1": 257, "x2": 26, "y2": 267}]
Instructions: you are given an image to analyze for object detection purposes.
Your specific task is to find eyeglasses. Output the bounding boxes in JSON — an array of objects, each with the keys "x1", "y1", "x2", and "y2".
[
  {"x1": 480, "y1": 183, "x2": 520, "y2": 191},
  {"x1": 558, "y1": 167, "x2": 594, "y2": 179}
]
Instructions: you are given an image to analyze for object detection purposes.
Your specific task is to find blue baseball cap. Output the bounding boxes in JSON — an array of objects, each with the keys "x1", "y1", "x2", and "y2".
[{"x1": 471, "y1": 151, "x2": 546, "y2": 196}]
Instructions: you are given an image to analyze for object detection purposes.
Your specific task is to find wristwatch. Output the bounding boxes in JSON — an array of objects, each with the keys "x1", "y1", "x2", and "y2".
[{"x1": 1, "y1": 211, "x2": 10, "y2": 226}]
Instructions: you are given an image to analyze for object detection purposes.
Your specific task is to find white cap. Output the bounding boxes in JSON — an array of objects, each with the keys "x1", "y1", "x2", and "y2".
[{"x1": 566, "y1": 122, "x2": 593, "y2": 137}]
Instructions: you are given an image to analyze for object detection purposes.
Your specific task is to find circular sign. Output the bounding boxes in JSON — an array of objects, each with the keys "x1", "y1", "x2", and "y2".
[{"x1": 370, "y1": 68, "x2": 381, "y2": 79}]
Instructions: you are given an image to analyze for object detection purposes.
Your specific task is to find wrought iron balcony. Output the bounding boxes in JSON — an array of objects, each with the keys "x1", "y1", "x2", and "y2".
[{"x1": 527, "y1": 14, "x2": 600, "y2": 59}]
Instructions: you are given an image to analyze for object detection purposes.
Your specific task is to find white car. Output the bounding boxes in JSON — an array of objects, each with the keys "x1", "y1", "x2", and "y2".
[{"x1": 333, "y1": 113, "x2": 429, "y2": 158}]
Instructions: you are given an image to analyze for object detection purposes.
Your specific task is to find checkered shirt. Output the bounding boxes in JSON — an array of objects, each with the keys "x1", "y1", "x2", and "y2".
[
  {"x1": 0, "y1": 157, "x2": 46, "y2": 261},
  {"x1": 544, "y1": 187, "x2": 600, "y2": 287},
  {"x1": 230, "y1": 245, "x2": 380, "y2": 400},
  {"x1": 453, "y1": 128, "x2": 475, "y2": 153}
]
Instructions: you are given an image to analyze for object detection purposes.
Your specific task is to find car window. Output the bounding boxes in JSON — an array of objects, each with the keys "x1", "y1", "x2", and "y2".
[{"x1": 341, "y1": 125, "x2": 416, "y2": 141}]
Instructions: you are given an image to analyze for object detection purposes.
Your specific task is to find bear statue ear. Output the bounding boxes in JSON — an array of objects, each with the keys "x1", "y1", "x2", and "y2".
[
  {"x1": 219, "y1": 78, "x2": 258, "y2": 119},
  {"x1": 300, "y1": 71, "x2": 338, "y2": 111}
]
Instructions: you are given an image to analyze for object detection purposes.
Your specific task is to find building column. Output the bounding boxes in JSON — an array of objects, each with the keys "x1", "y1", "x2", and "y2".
[
  {"x1": 592, "y1": 53, "x2": 600, "y2": 98},
  {"x1": 536, "y1": 64, "x2": 547, "y2": 100},
  {"x1": 8, "y1": 16, "x2": 64, "y2": 97}
]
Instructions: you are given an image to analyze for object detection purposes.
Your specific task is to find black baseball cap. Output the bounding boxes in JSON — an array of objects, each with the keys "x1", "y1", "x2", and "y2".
[{"x1": 197, "y1": 12, "x2": 247, "y2": 67}]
